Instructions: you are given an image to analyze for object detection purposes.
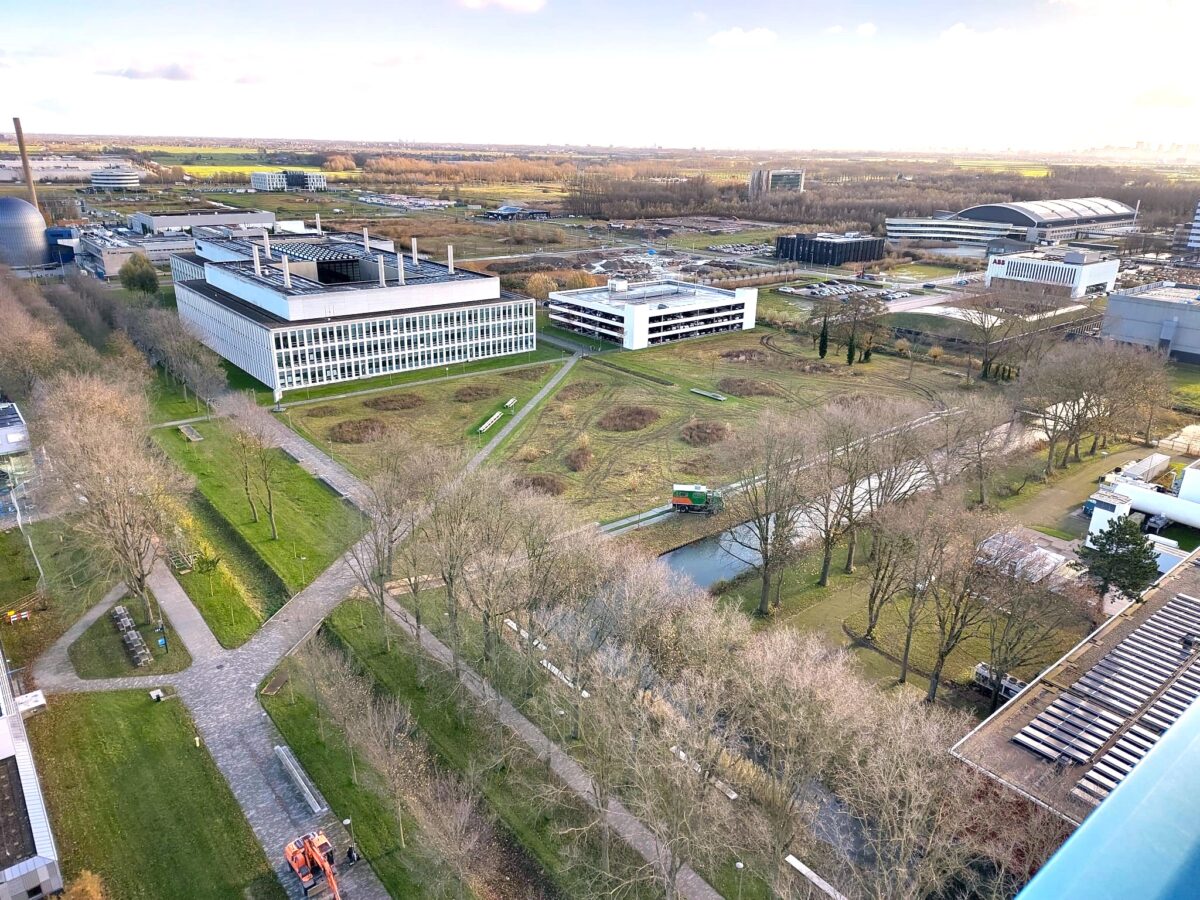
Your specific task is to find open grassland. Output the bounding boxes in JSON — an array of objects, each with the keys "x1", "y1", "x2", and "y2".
[
  {"x1": 211, "y1": 189, "x2": 393, "y2": 219},
  {"x1": 285, "y1": 364, "x2": 560, "y2": 475},
  {"x1": 952, "y1": 159, "x2": 1052, "y2": 178},
  {"x1": 67, "y1": 601, "x2": 191, "y2": 678},
  {"x1": 888, "y1": 262, "x2": 963, "y2": 280},
  {"x1": 154, "y1": 421, "x2": 361, "y2": 593},
  {"x1": 27, "y1": 692, "x2": 284, "y2": 900},
  {"x1": 404, "y1": 181, "x2": 568, "y2": 206},
  {"x1": 663, "y1": 224, "x2": 795, "y2": 251},
  {"x1": 2, "y1": 522, "x2": 115, "y2": 671},
  {"x1": 501, "y1": 330, "x2": 954, "y2": 521}
]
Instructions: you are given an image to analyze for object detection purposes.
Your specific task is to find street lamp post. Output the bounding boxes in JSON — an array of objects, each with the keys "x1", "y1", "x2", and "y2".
[
  {"x1": 735, "y1": 861, "x2": 744, "y2": 900},
  {"x1": 343, "y1": 816, "x2": 356, "y2": 849}
]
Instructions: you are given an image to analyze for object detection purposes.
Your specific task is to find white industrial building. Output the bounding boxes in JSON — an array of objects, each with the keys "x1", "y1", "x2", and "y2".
[
  {"x1": 887, "y1": 197, "x2": 1139, "y2": 248},
  {"x1": 130, "y1": 209, "x2": 276, "y2": 234},
  {"x1": 545, "y1": 278, "x2": 757, "y2": 350},
  {"x1": 1103, "y1": 281, "x2": 1200, "y2": 363},
  {"x1": 171, "y1": 229, "x2": 535, "y2": 400},
  {"x1": 0, "y1": 653, "x2": 61, "y2": 900},
  {"x1": 984, "y1": 247, "x2": 1119, "y2": 299},
  {"x1": 78, "y1": 228, "x2": 195, "y2": 279},
  {"x1": 250, "y1": 171, "x2": 288, "y2": 192},
  {"x1": 89, "y1": 166, "x2": 140, "y2": 190}
]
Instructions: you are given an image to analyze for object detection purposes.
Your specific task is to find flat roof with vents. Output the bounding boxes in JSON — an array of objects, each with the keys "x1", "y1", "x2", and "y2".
[{"x1": 953, "y1": 550, "x2": 1200, "y2": 824}]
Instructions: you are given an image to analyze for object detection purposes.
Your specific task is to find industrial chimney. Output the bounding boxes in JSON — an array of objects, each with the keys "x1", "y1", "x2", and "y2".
[
  {"x1": 411, "y1": 238, "x2": 418, "y2": 267},
  {"x1": 315, "y1": 213, "x2": 322, "y2": 234},
  {"x1": 12, "y1": 118, "x2": 38, "y2": 210},
  {"x1": 447, "y1": 245, "x2": 455, "y2": 275},
  {"x1": 281, "y1": 254, "x2": 292, "y2": 289},
  {"x1": 362, "y1": 226, "x2": 370, "y2": 252}
]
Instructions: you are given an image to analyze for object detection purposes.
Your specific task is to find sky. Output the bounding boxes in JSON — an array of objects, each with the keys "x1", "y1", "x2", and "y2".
[{"x1": 1, "y1": 0, "x2": 1197, "y2": 153}]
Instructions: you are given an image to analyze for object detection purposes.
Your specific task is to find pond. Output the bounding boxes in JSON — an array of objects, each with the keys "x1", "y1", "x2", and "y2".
[{"x1": 659, "y1": 522, "x2": 761, "y2": 589}]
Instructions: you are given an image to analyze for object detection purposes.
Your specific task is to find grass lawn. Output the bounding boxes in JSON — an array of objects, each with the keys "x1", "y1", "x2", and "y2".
[
  {"x1": 154, "y1": 421, "x2": 361, "y2": 593},
  {"x1": 27, "y1": 692, "x2": 284, "y2": 900},
  {"x1": 276, "y1": 347, "x2": 565, "y2": 406},
  {"x1": 168, "y1": 493, "x2": 290, "y2": 648},
  {"x1": 261, "y1": 656, "x2": 452, "y2": 899},
  {"x1": 67, "y1": 600, "x2": 192, "y2": 678},
  {"x1": 889, "y1": 263, "x2": 962, "y2": 281},
  {"x1": 662, "y1": 225, "x2": 796, "y2": 251},
  {"x1": 501, "y1": 330, "x2": 954, "y2": 522},
  {"x1": 149, "y1": 368, "x2": 207, "y2": 424},
  {"x1": 1169, "y1": 361, "x2": 1200, "y2": 410},
  {"x1": 324, "y1": 599, "x2": 655, "y2": 898},
  {"x1": 284, "y1": 364, "x2": 560, "y2": 476},
  {"x1": 885, "y1": 310, "x2": 982, "y2": 343},
  {"x1": 1, "y1": 522, "x2": 115, "y2": 672}
]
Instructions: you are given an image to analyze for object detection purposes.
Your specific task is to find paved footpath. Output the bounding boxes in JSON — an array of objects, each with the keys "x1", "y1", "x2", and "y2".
[{"x1": 31, "y1": 358, "x2": 722, "y2": 900}]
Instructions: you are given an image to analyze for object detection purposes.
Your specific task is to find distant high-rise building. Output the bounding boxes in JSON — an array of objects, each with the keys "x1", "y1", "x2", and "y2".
[
  {"x1": 749, "y1": 167, "x2": 805, "y2": 198},
  {"x1": 1187, "y1": 200, "x2": 1200, "y2": 252},
  {"x1": 250, "y1": 170, "x2": 327, "y2": 192}
]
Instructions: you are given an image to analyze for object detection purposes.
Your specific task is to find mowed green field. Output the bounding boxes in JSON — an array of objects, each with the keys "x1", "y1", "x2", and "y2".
[
  {"x1": 286, "y1": 364, "x2": 561, "y2": 474},
  {"x1": 27, "y1": 692, "x2": 284, "y2": 900},
  {"x1": 501, "y1": 330, "x2": 953, "y2": 521},
  {"x1": 153, "y1": 422, "x2": 361, "y2": 593}
]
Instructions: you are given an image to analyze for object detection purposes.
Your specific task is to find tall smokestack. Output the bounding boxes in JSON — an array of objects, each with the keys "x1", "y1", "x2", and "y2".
[
  {"x1": 397, "y1": 257, "x2": 406, "y2": 285},
  {"x1": 281, "y1": 254, "x2": 292, "y2": 289},
  {"x1": 252, "y1": 244, "x2": 262, "y2": 276},
  {"x1": 12, "y1": 118, "x2": 38, "y2": 210},
  {"x1": 411, "y1": 238, "x2": 418, "y2": 267},
  {"x1": 263, "y1": 232, "x2": 272, "y2": 259},
  {"x1": 377, "y1": 254, "x2": 386, "y2": 286},
  {"x1": 447, "y1": 244, "x2": 455, "y2": 274},
  {"x1": 315, "y1": 213, "x2": 322, "y2": 234},
  {"x1": 799, "y1": 169, "x2": 805, "y2": 193},
  {"x1": 362, "y1": 226, "x2": 370, "y2": 252}
]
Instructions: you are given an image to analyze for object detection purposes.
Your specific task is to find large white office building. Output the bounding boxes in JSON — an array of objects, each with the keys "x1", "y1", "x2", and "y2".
[
  {"x1": 887, "y1": 197, "x2": 1138, "y2": 248},
  {"x1": 171, "y1": 230, "x2": 535, "y2": 400},
  {"x1": 89, "y1": 166, "x2": 140, "y2": 190},
  {"x1": 546, "y1": 278, "x2": 757, "y2": 350},
  {"x1": 985, "y1": 247, "x2": 1119, "y2": 299},
  {"x1": 130, "y1": 209, "x2": 276, "y2": 234},
  {"x1": 250, "y1": 171, "x2": 288, "y2": 192}
]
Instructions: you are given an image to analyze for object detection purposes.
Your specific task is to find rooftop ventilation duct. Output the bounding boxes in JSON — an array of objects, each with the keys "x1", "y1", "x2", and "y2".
[{"x1": 447, "y1": 245, "x2": 455, "y2": 275}]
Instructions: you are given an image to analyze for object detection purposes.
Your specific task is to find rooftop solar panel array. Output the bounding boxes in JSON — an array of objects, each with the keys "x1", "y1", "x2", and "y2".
[{"x1": 1012, "y1": 593, "x2": 1200, "y2": 805}]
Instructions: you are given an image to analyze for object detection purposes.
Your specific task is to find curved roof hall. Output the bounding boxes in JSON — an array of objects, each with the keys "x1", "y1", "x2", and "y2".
[{"x1": 956, "y1": 197, "x2": 1137, "y2": 227}]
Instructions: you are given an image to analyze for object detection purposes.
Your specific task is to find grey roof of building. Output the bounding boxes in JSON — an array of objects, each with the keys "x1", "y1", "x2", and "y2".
[
  {"x1": 180, "y1": 279, "x2": 526, "y2": 329},
  {"x1": 957, "y1": 197, "x2": 1137, "y2": 227},
  {"x1": 0, "y1": 404, "x2": 23, "y2": 429}
]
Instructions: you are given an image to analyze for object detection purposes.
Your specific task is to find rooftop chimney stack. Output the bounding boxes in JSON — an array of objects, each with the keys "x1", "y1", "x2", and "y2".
[
  {"x1": 362, "y1": 226, "x2": 370, "y2": 252},
  {"x1": 377, "y1": 254, "x2": 386, "y2": 286},
  {"x1": 252, "y1": 244, "x2": 262, "y2": 276},
  {"x1": 263, "y1": 232, "x2": 273, "y2": 259},
  {"x1": 12, "y1": 117, "x2": 38, "y2": 210},
  {"x1": 411, "y1": 238, "x2": 418, "y2": 267},
  {"x1": 315, "y1": 213, "x2": 322, "y2": 234},
  {"x1": 281, "y1": 254, "x2": 292, "y2": 289},
  {"x1": 397, "y1": 256, "x2": 406, "y2": 285},
  {"x1": 447, "y1": 245, "x2": 455, "y2": 275}
]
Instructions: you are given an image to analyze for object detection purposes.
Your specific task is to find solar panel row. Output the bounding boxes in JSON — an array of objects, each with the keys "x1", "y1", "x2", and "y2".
[{"x1": 1013, "y1": 593, "x2": 1200, "y2": 804}]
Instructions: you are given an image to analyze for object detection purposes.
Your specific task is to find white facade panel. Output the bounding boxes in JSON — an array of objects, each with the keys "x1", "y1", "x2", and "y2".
[
  {"x1": 176, "y1": 283, "x2": 279, "y2": 388},
  {"x1": 985, "y1": 253, "x2": 1118, "y2": 299}
]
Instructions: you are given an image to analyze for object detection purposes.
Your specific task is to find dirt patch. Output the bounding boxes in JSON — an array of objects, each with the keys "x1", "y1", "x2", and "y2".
[
  {"x1": 788, "y1": 360, "x2": 837, "y2": 375},
  {"x1": 304, "y1": 405, "x2": 341, "y2": 418},
  {"x1": 597, "y1": 405, "x2": 660, "y2": 432},
  {"x1": 679, "y1": 453, "x2": 716, "y2": 475},
  {"x1": 453, "y1": 384, "x2": 500, "y2": 402},
  {"x1": 681, "y1": 420, "x2": 731, "y2": 447},
  {"x1": 565, "y1": 446, "x2": 593, "y2": 472},
  {"x1": 516, "y1": 473, "x2": 567, "y2": 496},
  {"x1": 557, "y1": 380, "x2": 602, "y2": 401},
  {"x1": 363, "y1": 392, "x2": 425, "y2": 411},
  {"x1": 329, "y1": 418, "x2": 387, "y2": 444},
  {"x1": 510, "y1": 365, "x2": 552, "y2": 381},
  {"x1": 717, "y1": 377, "x2": 781, "y2": 398},
  {"x1": 720, "y1": 348, "x2": 769, "y2": 363}
]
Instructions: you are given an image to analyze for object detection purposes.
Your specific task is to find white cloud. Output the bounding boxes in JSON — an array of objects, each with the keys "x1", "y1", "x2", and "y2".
[
  {"x1": 855, "y1": 22, "x2": 877, "y2": 38},
  {"x1": 707, "y1": 26, "x2": 777, "y2": 49},
  {"x1": 459, "y1": 0, "x2": 546, "y2": 11},
  {"x1": 824, "y1": 24, "x2": 844, "y2": 34},
  {"x1": 692, "y1": 10, "x2": 709, "y2": 24},
  {"x1": 99, "y1": 63, "x2": 195, "y2": 81}
]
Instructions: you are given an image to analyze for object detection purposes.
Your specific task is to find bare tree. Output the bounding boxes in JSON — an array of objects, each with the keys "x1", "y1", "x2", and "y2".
[
  {"x1": 721, "y1": 412, "x2": 808, "y2": 615},
  {"x1": 218, "y1": 395, "x2": 285, "y2": 539},
  {"x1": 33, "y1": 372, "x2": 190, "y2": 623},
  {"x1": 956, "y1": 392, "x2": 1018, "y2": 506}
]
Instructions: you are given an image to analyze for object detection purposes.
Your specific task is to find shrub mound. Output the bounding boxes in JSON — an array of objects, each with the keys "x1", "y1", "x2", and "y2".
[
  {"x1": 305, "y1": 405, "x2": 341, "y2": 418},
  {"x1": 558, "y1": 381, "x2": 603, "y2": 401},
  {"x1": 453, "y1": 384, "x2": 500, "y2": 402},
  {"x1": 717, "y1": 377, "x2": 781, "y2": 398},
  {"x1": 329, "y1": 418, "x2": 387, "y2": 444},
  {"x1": 720, "y1": 348, "x2": 769, "y2": 363},
  {"x1": 681, "y1": 420, "x2": 730, "y2": 447},
  {"x1": 565, "y1": 446, "x2": 593, "y2": 472},
  {"x1": 679, "y1": 453, "x2": 716, "y2": 474},
  {"x1": 364, "y1": 393, "x2": 425, "y2": 411},
  {"x1": 512, "y1": 365, "x2": 552, "y2": 381},
  {"x1": 597, "y1": 405, "x2": 660, "y2": 432},
  {"x1": 516, "y1": 473, "x2": 567, "y2": 496}
]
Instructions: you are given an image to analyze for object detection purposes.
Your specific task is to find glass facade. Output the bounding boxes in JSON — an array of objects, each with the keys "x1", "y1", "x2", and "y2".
[{"x1": 271, "y1": 299, "x2": 536, "y2": 389}]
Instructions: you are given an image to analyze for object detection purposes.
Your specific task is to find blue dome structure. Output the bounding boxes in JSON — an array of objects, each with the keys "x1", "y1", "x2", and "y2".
[{"x1": 0, "y1": 197, "x2": 51, "y2": 268}]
